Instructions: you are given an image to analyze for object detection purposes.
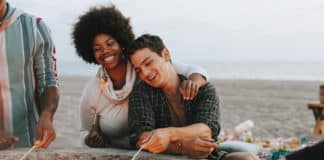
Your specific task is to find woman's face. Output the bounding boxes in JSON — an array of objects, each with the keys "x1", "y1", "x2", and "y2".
[{"x1": 93, "y1": 34, "x2": 123, "y2": 70}]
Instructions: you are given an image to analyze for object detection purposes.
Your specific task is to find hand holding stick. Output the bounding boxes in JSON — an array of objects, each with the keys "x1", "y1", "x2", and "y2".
[{"x1": 18, "y1": 145, "x2": 37, "y2": 160}]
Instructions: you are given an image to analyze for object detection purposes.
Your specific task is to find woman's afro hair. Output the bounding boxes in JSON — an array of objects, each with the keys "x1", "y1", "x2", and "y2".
[{"x1": 72, "y1": 5, "x2": 135, "y2": 64}]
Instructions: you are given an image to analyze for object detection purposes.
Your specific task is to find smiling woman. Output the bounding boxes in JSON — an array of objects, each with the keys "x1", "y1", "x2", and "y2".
[
  {"x1": 93, "y1": 34, "x2": 125, "y2": 74},
  {"x1": 72, "y1": 5, "x2": 135, "y2": 148}
]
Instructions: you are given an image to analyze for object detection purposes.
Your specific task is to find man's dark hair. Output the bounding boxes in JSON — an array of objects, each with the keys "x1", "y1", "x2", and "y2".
[
  {"x1": 126, "y1": 34, "x2": 166, "y2": 59},
  {"x1": 72, "y1": 5, "x2": 134, "y2": 64}
]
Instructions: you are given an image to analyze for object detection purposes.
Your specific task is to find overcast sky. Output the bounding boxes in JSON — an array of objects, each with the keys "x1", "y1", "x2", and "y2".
[{"x1": 9, "y1": 0, "x2": 324, "y2": 63}]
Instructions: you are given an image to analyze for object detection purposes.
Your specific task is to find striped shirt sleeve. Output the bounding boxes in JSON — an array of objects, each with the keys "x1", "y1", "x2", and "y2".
[{"x1": 33, "y1": 18, "x2": 58, "y2": 96}]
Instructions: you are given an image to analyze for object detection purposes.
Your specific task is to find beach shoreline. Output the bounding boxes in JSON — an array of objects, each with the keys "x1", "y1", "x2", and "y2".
[{"x1": 50, "y1": 76, "x2": 322, "y2": 148}]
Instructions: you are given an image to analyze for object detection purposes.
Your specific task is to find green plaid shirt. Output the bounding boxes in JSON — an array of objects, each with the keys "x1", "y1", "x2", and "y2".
[{"x1": 129, "y1": 75, "x2": 225, "y2": 159}]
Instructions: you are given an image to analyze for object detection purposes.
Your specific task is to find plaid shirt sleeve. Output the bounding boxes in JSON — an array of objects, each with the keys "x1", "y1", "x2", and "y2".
[
  {"x1": 191, "y1": 83, "x2": 221, "y2": 139},
  {"x1": 128, "y1": 83, "x2": 156, "y2": 148}
]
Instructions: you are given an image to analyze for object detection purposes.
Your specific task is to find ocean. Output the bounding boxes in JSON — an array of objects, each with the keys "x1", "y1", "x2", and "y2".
[{"x1": 57, "y1": 61, "x2": 324, "y2": 81}]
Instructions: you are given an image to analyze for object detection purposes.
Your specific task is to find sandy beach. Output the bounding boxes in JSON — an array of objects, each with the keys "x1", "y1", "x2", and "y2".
[{"x1": 49, "y1": 76, "x2": 322, "y2": 148}]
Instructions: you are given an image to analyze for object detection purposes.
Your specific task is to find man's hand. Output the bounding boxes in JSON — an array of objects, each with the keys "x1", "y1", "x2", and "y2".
[
  {"x1": 0, "y1": 135, "x2": 19, "y2": 150},
  {"x1": 35, "y1": 111, "x2": 56, "y2": 149},
  {"x1": 140, "y1": 128, "x2": 172, "y2": 154},
  {"x1": 85, "y1": 130, "x2": 105, "y2": 148},
  {"x1": 35, "y1": 87, "x2": 59, "y2": 148},
  {"x1": 182, "y1": 137, "x2": 218, "y2": 159}
]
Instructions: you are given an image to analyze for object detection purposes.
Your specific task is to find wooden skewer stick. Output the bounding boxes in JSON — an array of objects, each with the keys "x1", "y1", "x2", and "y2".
[
  {"x1": 91, "y1": 76, "x2": 108, "y2": 129},
  {"x1": 19, "y1": 145, "x2": 37, "y2": 160},
  {"x1": 131, "y1": 144, "x2": 145, "y2": 160},
  {"x1": 131, "y1": 131, "x2": 153, "y2": 160},
  {"x1": 92, "y1": 92, "x2": 102, "y2": 125}
]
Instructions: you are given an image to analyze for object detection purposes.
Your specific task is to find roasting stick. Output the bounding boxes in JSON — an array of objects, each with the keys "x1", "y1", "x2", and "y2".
[
  {"x1": 131, "y1": 131, "x2": 153, "y2": 160},
  {"x1": 131, "y1": 144, "x2": 146, "y2": 160},
  {"x1": 91, "y1": 77, "x2": 108, "y2": 130},
  {"x1": 17, "y1": 80, "x2": 106, "y2": 160},
  {"x1": 91, "y1": 91, "x2": 103, "y2": 129},
  {"x1": 18, "y1": 145, "x2": 37, "y2": 160}
]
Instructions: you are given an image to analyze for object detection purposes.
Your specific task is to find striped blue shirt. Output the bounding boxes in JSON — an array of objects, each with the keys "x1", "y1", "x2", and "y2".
[{"x1": 0, "y1": 3, "x2": 58, "y2": 148}]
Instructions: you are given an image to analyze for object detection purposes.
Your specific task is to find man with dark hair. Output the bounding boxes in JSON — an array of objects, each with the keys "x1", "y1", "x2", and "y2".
[
  {"x1": 127, "y1": 34, "x2": 259, "y2": 160},
  {"x1": 0, "y1": 0, "x2": 59, "y2": 149}
]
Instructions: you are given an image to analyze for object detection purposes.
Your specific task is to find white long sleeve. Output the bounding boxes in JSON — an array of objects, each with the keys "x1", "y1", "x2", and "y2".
[{"x1": 172, "y1": 59, "x2": 209, "y2": 80}]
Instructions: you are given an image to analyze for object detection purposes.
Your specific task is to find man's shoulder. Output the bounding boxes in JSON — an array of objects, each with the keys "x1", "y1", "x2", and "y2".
[
  {"x1": 199, "y1": 82, "x2": 216, "y2": 93},
  {"x1": 194, "y1": 82, "x2": 218, "y2": 101},
  {"x1": 19, "y1": 12, "x2": 35, "y2": 20},
  {"x1": 19, "y1": 12, "x2": 43, "y2": 25}
]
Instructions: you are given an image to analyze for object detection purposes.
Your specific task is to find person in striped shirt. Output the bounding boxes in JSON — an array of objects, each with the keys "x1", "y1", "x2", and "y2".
[{"x1": 0, "y1": 0, "x2": 59, "y2": 149}]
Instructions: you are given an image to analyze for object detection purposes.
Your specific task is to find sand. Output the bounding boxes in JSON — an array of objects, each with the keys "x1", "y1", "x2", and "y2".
[{"x1": 49, "y1": 76, "x2": 323, "y2": 148}]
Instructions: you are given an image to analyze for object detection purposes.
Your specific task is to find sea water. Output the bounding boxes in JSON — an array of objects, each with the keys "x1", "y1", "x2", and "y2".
[{"x1": 58, "y1": 60, "x2": 324, "y2": 81}]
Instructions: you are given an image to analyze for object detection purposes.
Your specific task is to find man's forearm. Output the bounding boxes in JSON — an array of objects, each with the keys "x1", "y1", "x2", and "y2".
[
  {"x1": 165, "y1": 140, "x2": 183, "y2": 155},
  {"x1": 168, "y1": 123, "x2": 212, "y2": 142},
  {"x1": 39, "y1": 87, "x2": 59, "y2": 121},
  {"x1": 165, "y1": 123, "x2": 214, "y2": 156}
]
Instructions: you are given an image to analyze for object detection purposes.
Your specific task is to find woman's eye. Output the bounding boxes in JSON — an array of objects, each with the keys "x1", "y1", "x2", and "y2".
[{"x1": 94, "y1": 48, "x2": 100, "y2": 52}]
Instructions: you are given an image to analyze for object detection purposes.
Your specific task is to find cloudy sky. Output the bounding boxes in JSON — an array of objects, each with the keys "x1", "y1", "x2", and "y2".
[{"x1": 9, "y1": 0, "x2": 324, "y2": 63}]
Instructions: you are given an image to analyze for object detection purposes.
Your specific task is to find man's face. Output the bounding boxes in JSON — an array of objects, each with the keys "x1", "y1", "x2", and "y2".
[{"x1": 130, "y1": 48, "x2": 170, "y2": 88}]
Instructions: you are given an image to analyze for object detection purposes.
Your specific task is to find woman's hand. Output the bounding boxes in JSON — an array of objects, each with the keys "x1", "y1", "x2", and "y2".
[
  {"x1": 180, "y1": 73, "x2": 207, "y2": 100},
  {"x1": 182, "y1": 137, "x2": 218, "y2": 159},
  {"x1": 179, "y1": 79, "x2": 199, "y2": 100},
  {"x1": 85, "y1": 130, "x2": 105, "y2": 148}
]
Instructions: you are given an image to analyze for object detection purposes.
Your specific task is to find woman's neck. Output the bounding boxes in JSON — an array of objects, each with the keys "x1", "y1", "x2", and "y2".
[{"x1": 105, "y1": 60, "x2": 127, "y2": 90}]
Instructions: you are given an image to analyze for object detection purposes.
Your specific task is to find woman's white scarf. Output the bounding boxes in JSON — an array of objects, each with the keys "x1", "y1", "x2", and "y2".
[{"x1": 97, "y1": 61, "x2": 136, "y2": 104}]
